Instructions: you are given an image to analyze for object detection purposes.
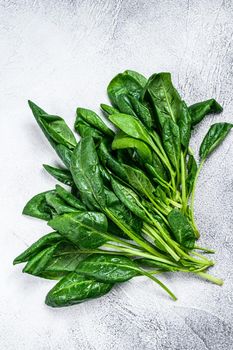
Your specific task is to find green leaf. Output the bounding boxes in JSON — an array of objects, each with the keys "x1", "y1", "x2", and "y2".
[
  {"x1": 128, "y1": 95, "x2": 152, "y2": 129},
  {"x1": 55, "y1": 144, "x2": 73, "y2": 168},
  {"x1": 39, "y1": 114, "x2": 77, "y2": 149},
  {"x1": 199, "y1": 123, "x2": 233, "y2": 160},
  {"x1": 100, "y1": 104, "x2": 119, "y2": 116},
  {"x1": 45, "y1": 272, "x2": 113, "y2": 307},
  {"x1": 186, "y1": 155, "x2": 198, "y2": 196},
  {"x1": 115, "y1": 94, "x2": 137, "y2": 116},
  {"x1": 45, "y1": 192, "x2": 77, "y2": 215},
  {"x1": 43, "y1": 164, "x2": 74, "y2": 186},
  {"x1": 104, "y1": 187, "x2": 143, "y2": 236},
  {"x1": 107, "y1": 73, "x2": 144, "y2": 106},
  {"x1": 109, "y1": 113, "x2": 152, "y2": 145},
  {"x1": 55, "y1": 185, "x2": 86, "y2": 211},
  {"x1": 48, "y1": 212, "x2": 108, "y2": 249},
  {"x1": 40, "y1": 242, "x2": 88, "y2": 279},
  {"x1": 98, "y1": 139, "x2": 128, "y2": 180},
  {"x1": 178, "y1": 101, "x2": 191, "y2": 149},
  {"x1": 143, "y1": 73, "x2": 183, "y2": 126},
  {"x1": 111, "y1": 178, "x2": 148, "y2": 221},
  {"x1": 70, "y1": 137, "x2": 106, "y2": 210},
  {"x1": 13, "y1": 232, "x2": 61, "y2": 265},
  {"x1": 23, "y1": 191, "x2": 54, "y2": 220},
  {"x1": 189, "y1": 99, "x2": 223, "y2": 126},
  {"x1": 168, "y1": 209, "x2": 196, "y2": 249},
  {"x1": 112, "y1": 132, "x2": 153, "y2": 164},
  {"x1": 75, "y1": 108, "x2": 114, "y2": 138},
  {"x1": 123, "y1": 164, "x2": 155, "y2": 197},
  {"x1": 124, "y1": 70, "x2": 147, "y2": 87},
  {"x1": 162, "y1": 118, "x2": 180, "y2": 169},
  {"x1": 23, "y1": 245, "x2": 57, "y2": 276},
  {"x1": 28, "y1": 101, "x2": 76, "y2": 165},
  {"x1": 76, "y1": 254, "x2": 139, "y2": 282}
]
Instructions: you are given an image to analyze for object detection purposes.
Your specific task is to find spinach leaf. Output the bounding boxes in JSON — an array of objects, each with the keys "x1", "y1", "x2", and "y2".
[
  {"x1": 109, "y1": 113, "x2": 152, "y2": 145},
  {"x1": 70, "y1": 137, "x2": 106, "y2": 210},
  {"x1": 43, "y1": 164, "x2": 74, "y2": 186},
  {"x1": 123, "y1": 164, "x2": 155, "y2": 198},
  {"x1": 13, "y1": 232, "x2": 61, "y2": 265},
  {"x1": 111, "y1": 178, "x2": 148, "y2": 221},
  {"x1": 189, "y1": 99, "x2": 223, "y2": 126},
  {"x1": 98, "y1": 139, "x2": 127, "y2": 180},
  {"x1": 168, "y1": 209, "x2": 196, "y2": 249},
  {"x1": 104, "y1": 187, "x2": 143, "y2": 236},
  {"x1": 124, "y1": 70, "x2": 147, "y2": 87},
  {"x1": 115, "y1": 94, "x2": 137, "y2": 116},
  {"x1": 45, "y1": 192, "x2": 77, "y2": 215},
  {"x1": 128, "y1": 95, "x2": 152, "y2": 129},
  {"x1": 45, "y1": 272, "x2": 113, "y2": 307},
  {"x1": 55, "y1": 185, "x2": 86, "y2": 211},
  {"x1": 112, "y1": 132, "x2": 153, "y2": 164},
  {"x1": 48, "y1": 212, "x2": 109, "y2": 249},
  {"x1": 100, "y1": 104, "x2": 119, "y2": 116},
  {"x1": 76, "y1": 254, "x2": 139, "y2": 282},
  {"x1": 143, "y1": 73, "x2": 183, "y2": 126},
  {"x1": 162, "y1": 118, "x2": 180, "y2": 169},
  {"x1": 23, "y1": 191, "x2": 54, "y2": 220},
  {"x1": 23, "y1": 245, "x2": 57, "y2": 276},
  {"x1": 75, "y1": 108, "x2": 114, "y2": 138},
  {"x1": 107, "y1": 73, "x2": 144, "y2": 106},
  {"x1": 178, "y1": 101, "x2": 191, "y2": 149},
  {"x1": 186, "y1": 155, "x2": 198, "y2": 196},
  {"x1": 55, "y1": 144, "x2": 73, "y2": 168},
  {"x1": 199, "y1": 123, "x2": 233, "y2": 160}
]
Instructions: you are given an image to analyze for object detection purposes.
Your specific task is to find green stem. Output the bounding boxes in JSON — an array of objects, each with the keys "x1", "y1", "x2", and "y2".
[
  {"x1": 104, "y1": 208, "x2": 159, "y2": 256},
  {"x1": 195, "y1": 271, "x2": 223, "y2": 286},
  {"x1": 180, "y1": 151, "x2": 187, "y2": 212},
  {"x1": 140, "y1": 269, "x2": 177, "y2": 301},
  {"x1": 194, "y1": 245, "x2": 215, "y2": 254},
  {"x1": 190, "y1": 160, "x2": 205, "y2": 238}
]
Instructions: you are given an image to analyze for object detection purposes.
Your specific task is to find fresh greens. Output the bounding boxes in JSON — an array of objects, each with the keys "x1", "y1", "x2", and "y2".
[{"x1": 15, "y1": 69, "x2": 230, "y2": 308}]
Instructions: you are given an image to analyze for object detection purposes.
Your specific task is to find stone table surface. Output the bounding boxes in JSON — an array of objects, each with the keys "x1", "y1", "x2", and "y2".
[{"x1": 1, "y1": 1, "x2": 233, "y2": 349}]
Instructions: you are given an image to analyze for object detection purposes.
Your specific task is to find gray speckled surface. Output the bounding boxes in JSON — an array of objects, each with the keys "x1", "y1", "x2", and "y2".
[{"x1": 1, "y1": 0, "x2": 233, "y2": 349}]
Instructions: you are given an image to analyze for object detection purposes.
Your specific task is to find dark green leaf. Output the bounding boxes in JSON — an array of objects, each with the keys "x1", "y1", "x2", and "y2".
[
  {"x1": 55, "y1": 184, "x2": 86, "y2": 211},
  {"x1": 23, "y1": 191, "x2": 54, "y2": 220},
  {"x1": 45, "y1": 192, "x2": 77, "y2": 215},
  {"x1": 43, "y1": 164, "x2": 74, "y2": 186},
  {"x1": 109, "y1": 113, "x2": 152, "y2": 146},
  {"x1": 128, "y1": 95, "x2": 152, "y2": 129},
  {"x1": 186, "y1": 155, "x2": 198, "y2": 196},
  {"x1": 124, "y1": 70, "x2": 147, "y2": 87},
  {"x1": 107, "y1": 73, "x2": 143, "y2": 107},
  {"x1": 75, "y1": 108, "x2": 114, "y2": 138},
  {"x1": 143, "y1": 73, "x2": 183, "y2": 126},
  {"x1": 189, "y1": 99, "x2": 223, "y2": 126},
  {"x1": 123, "y1": 164, "x2": 155, "y2": 197},
  {"x1": 178, "y1": 101, "x2": 191, "y2": 148},
  {"x1": 23, "y1": 245, "x2": 57, "y2": 276},
  {"x1": 100, "y1": 104, "x2": 119, "y2": 116},
  {"x1": 70, "y1": 137, "x2": 106, "y2": 210},
  {"x1": 112, "y1": 132, "x2": 153, "y2": 164},
  {"x1": 111, "y1": 178, "x2": 147, "y2": 221},
  {"x1": 77, "y1": 254, "x2": 139, "y2": 282},
  {"x1": 199, "y1": 123, "x2": 233, "y2": 160},
  {"x1": 55, "y1": 144, "x2": 73, "y2": 168},
  {"x1": 48, "y1": 212, "x2": 108, "y2": 249},
  {"x1": 13, "y1": 232, "x2": 61, "y2": 265},
  {"x1": 168, "y1": 209, "x2": 196, "y2": 249},
  {"x1": 98, "y1": 139, "x2": 127, "y2": 180},
  {"x1": 45, "y1": 272, "x2": 112, "y2": 307},
  {"x1": 162, "y1": 118, "x2": 180, "y2": 169},
  {"x1": 104, "y1": 187, "x2": 143, "y2": 236}
]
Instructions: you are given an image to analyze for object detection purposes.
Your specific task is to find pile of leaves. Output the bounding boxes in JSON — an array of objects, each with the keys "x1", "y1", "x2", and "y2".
[{"x1": 14, "y1": 70, "x2": 232, "y2": 307}]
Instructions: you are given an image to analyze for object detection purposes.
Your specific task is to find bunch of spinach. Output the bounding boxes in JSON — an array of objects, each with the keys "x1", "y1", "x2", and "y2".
[{"x1": 14, "y1": 70, "x2": 231, "y2": 308}]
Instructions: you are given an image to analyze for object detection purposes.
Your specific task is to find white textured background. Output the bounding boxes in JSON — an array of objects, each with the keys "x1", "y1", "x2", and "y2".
[{"x1": 1, "y1": 0, "x2": 233, "y2": 349}]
